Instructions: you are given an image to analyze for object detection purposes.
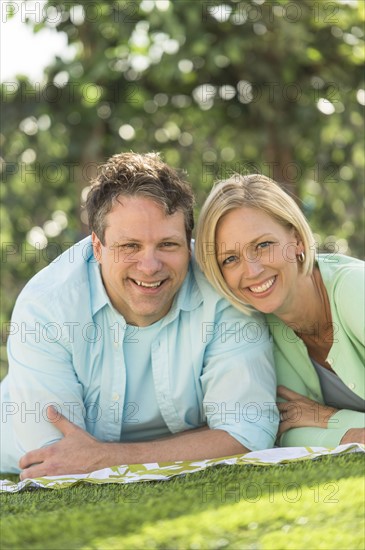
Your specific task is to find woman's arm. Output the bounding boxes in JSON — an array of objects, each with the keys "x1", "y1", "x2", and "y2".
[{"x1": 277, "y1": 386, "x2": 365, "y2": 447}]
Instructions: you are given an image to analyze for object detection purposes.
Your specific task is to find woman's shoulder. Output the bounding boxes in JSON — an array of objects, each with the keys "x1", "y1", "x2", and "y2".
[
  {"x1": 318, "y1": 254, "x2": 364, "y2": 330},
  {"x1": 317, "y1": 253, "x2": 364, "y2": 286},
  {"x1": 317, "y1": 253, "x2": 364, "y2": 268}
]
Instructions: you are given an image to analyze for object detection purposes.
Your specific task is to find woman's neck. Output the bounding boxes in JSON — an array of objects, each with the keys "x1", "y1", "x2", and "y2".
[
  {"x1": 276, "y1": 267, "x2": 334, "y2": 368},
  {"x1": 276, "y1": 267, "x2": 332, "y2": 336}
]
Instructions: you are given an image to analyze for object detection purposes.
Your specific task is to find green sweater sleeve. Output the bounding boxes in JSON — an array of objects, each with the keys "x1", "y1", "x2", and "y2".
[
  {"x1": 274, "y1": 256, "x2": 365, "y2": 448},
  {"x1": 280, "y1": 409, "x2": 365, "y2": 447}
]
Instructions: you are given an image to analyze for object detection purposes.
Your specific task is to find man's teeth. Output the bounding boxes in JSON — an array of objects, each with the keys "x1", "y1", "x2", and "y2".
[
  {"x1": 134, "y1": 280, "x2": 162, "y2": 288},
  {"x1": 249, "y1": 277, "x2": 275, "y2": 294}
]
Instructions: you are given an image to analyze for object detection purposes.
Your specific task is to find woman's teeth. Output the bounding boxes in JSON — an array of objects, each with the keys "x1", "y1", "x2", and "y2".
[{"x1": 249, "y1": 277, "x2": 276, "y2": 294}]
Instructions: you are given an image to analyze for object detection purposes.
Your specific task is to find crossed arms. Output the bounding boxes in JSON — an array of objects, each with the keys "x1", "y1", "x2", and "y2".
[{"x1": 19, "y1": 407, "x2": 245, "y2": 479}]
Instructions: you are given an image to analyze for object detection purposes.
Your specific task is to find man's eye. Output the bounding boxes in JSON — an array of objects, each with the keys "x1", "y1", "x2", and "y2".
[
  {"x1": 121, "y1": 243, "x2": 138, "y2": 250},
  {"x1": 160, "y1": 242, "x2": 178, "y2": 248},
  {"x1": 222, "y1": 255, "x2": 238, "y2": 266}
]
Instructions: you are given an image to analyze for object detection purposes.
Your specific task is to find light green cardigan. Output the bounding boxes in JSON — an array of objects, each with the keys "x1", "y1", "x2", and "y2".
[{"x1": 266, "y1": 254, "x2": 365, "y2": 447}]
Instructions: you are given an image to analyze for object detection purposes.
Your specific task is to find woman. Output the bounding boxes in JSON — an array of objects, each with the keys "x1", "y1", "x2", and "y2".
[{"x1": 195, "y1": 174, "x2": 364, "y2": 447}]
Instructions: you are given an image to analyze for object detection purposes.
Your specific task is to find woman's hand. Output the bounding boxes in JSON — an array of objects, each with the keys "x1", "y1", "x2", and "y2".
[
  {"x1": 277, "y1": 385, "x2": 338, "y2": 437},
  {"x1": 340, "y1": 428, "x2": 365, "y2": 445}
]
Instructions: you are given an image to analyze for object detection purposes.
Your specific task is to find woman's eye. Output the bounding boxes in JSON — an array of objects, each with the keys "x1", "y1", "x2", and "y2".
[
  {"x1": 257, "y1": 241, "x2": 272, "y2": 250},
  {"x1": 222, "y1": 255, "x2": 238, "y2": 266}
]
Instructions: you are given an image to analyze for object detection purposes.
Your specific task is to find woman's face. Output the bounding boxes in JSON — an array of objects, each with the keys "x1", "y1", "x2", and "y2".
[{"x1": 215, "y1": 207, "x2": 304, "y2": 316}]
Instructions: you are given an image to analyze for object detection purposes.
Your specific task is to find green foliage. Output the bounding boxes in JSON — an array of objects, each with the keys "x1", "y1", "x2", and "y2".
[
  {"x1": 1, "y1": 453, "x2": 364, "y2": 549},
  {"x1": 1, "y1": 0, "x2": 364, "y2": 363}
]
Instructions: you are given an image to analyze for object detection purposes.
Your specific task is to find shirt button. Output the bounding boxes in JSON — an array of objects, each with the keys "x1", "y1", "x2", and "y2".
[
  {"x1": 112, "y1": 392, "x2": 120, "y2": 401},
  {"x1": 348, "y1": 383, "x2": 355, "y2": 390},
  {"x1": 114, "y1": 341, "x2": 118, "y2": 348}
]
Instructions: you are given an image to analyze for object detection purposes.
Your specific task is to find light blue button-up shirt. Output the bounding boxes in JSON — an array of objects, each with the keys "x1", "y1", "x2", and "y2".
[{"x1": 1, "y1": 237, "x2": 278, "y2": 473}]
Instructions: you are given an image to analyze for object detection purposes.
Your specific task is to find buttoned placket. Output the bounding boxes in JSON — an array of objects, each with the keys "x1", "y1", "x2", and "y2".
[{"x1": 97, "y1": 307, "x2": 127, "y2": 442}]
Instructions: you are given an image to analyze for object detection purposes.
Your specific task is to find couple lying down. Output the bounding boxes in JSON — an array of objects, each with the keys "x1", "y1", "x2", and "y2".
[{"x1": 1, "y1": 152, "x2": 363, "y2": 479}]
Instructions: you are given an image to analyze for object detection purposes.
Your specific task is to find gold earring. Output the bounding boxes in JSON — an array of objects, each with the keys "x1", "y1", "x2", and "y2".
[{"x1": 297, "y1": 252, "x2": 305, "y2": 263}]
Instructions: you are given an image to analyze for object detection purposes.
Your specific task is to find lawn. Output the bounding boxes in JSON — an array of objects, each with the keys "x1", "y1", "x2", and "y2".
[{"x1": 1, "y1": 453, "x2": 364, "y2": 549}]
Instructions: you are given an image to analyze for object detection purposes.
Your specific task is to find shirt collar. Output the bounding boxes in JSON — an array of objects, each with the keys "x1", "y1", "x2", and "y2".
[
  {"x1": 88, "y1": 252, "x2": 111, "y2": 316},
  {"x1": 161, "y1": 261, "x2": 203, "y2": 327}
]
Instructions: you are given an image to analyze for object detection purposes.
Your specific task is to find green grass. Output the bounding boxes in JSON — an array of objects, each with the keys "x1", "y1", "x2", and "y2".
[{"x1": 1, "y1": 454, "x2": 364, "y2": 549}]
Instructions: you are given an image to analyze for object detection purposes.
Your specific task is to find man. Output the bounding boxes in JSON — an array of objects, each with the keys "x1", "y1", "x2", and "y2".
[{"x1": 1, "y1": 152, "x2": 278, "y2": 479}]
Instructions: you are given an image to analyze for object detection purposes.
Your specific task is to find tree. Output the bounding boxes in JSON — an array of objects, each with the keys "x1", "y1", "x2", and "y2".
[{"x1": 1, "y1": 0, "x2": 364, "y2": 371}]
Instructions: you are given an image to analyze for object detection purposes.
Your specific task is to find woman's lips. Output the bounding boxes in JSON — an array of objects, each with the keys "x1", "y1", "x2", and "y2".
[{"x1": 247, "y1": 276, "x2": 277, "y2": 295}]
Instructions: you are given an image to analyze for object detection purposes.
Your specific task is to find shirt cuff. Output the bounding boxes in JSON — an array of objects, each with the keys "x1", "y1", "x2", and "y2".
[{"x1": 280, "y1": 410, "x2": 365, "y2": 448}]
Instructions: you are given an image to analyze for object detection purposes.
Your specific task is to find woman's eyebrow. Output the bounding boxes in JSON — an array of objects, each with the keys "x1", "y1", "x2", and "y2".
[
  {"x1": 216, "y1": 234, "x2": 272, "y2": 256},
  {"x1": 217, "y1": 248, "x2": 238, "y2": 257}
]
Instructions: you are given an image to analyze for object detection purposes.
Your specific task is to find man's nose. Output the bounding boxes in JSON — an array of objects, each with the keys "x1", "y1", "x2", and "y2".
[{"x1": 137, "y1": 250, "x2": 163, "y2": 274}]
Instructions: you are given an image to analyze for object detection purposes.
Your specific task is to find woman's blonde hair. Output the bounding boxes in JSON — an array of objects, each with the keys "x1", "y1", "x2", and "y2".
[{"x1": 195, "y1": 174, "x2": 316, "y2": 315}]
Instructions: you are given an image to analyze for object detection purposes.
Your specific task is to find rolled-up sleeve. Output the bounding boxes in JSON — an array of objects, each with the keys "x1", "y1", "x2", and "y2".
[
  {"x1": 200, "y1": 304, "x2": 279, "y2": 451},
  {"x1": 3, "y1": 298, "x2": 86, "y2": 465},
  {"x1": 280, "y1": 409, "x2": 365, "y2": 448}
]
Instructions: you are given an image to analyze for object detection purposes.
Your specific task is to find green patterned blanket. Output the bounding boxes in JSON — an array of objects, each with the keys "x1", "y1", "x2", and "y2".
[{"x1": 1, "y1": 443, "x2": 363, "y2": 493}]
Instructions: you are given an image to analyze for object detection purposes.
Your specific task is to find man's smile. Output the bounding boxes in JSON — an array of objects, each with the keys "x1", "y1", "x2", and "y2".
[{"x1": 131, "y1": 278, "x2": 165, "y2": 288}]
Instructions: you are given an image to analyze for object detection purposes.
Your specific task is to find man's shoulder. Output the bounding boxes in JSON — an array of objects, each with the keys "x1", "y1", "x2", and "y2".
[
  {"x1": 189, "y1": 251, "x2": 223, "y2": 301},
  {"x1": 15, "y1": 236, "x2": 94, "y2": 313},
  {"x1": 188, "y1": 251, "x2": 247, "y2": 317}
]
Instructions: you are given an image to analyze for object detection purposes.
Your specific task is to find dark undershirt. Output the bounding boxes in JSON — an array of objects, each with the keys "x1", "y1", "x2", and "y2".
[{"x1": 311, "y1": 359, "x2": 365, "y2": 412}]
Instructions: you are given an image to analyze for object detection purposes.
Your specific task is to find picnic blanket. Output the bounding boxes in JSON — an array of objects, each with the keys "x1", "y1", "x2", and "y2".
[{"x1": 1, "y1": 443, "x2": 363, "y2": 493}]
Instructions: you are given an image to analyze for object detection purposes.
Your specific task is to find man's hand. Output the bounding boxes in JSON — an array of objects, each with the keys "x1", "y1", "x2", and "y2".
[
  {"x1": 19, "y1": 406, "x2": 247, "y2": 480},
  {"x1": 277, "y1": 385, "x2": 338, "y2": 437},
  {"x1": 19, "y1": 406, "x2": 108, "y2": 480}
]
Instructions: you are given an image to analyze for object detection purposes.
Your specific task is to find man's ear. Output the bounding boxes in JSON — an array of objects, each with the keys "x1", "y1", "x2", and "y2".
[{"x1": 91, "y1": 231, "x2": 102, "y2": 263}]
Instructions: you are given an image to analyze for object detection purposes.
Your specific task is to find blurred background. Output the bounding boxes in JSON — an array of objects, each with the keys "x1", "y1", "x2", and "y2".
[{"x1": 1, "y1": 0, "x2": 364, "y2": 375}]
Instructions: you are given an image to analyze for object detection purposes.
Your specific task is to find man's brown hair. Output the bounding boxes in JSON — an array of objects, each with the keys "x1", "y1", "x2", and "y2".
[{"x1": 86, "y1": 152, "x2": 194, "y2": 244}]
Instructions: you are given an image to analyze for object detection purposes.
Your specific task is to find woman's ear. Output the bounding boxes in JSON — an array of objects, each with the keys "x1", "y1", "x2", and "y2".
[
  {"x1": 296, "y1": 242, "x2": 305, "y2": 256},
  {"x1": 294, "y1": 230, "x2": 304, "y2": 255}
]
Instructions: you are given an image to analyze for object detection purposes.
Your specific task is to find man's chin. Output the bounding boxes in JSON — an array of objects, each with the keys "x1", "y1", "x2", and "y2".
[{"x1": 125, "y1": 302, "x2": 172, "y2": 327}]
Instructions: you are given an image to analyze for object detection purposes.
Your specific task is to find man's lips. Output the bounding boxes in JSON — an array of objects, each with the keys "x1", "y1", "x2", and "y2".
[
  {"x1": 129, "y1": 278, "x2": 167, "y2": 289},
  {"x1": 246, "y1": 276, "x2": 277, "y2": 295}
]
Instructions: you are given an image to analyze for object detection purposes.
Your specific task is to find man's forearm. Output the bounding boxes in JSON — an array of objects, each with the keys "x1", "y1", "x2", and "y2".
[
  {"x1": 100, "y1": 427, "x2": 248, "y2": 467},
  {"x1": 19, "y1": 423, "x2": 249, "y2": 479}
]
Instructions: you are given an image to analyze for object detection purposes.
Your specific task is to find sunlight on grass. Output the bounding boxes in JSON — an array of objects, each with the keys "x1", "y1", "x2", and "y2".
[
  {"x1": 1, "y1": 455, "x2": 363, "y2": 549},
  {"x1": 84, "y1": 477, "x2": 364, "y2": 549}
]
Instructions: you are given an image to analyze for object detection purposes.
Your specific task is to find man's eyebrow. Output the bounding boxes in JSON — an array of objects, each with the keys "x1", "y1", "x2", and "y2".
[
  {"x1": 108, "y1": 237, "x2": 139, "y2": 246},
  {"x1": 112, "y1": 235, "x2": 186, "y2": 243},
  {"x1": 113, "y1": 237, "x2": 140, "y2": 243},
  {"x1": 160, "y1": 235, "x2": 186, "y2": 242},
  {"x1": 216, "y1": 234, "x2": 273, "y2": 256}
]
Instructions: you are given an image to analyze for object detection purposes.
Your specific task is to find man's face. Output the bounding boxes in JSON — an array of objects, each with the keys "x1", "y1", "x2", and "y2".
[{"x1": 92, "y1": 196, "x2": 190, "y2": 326}]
